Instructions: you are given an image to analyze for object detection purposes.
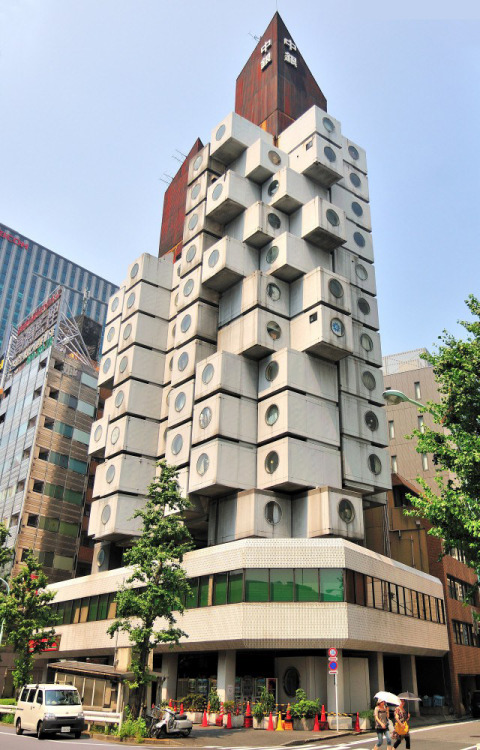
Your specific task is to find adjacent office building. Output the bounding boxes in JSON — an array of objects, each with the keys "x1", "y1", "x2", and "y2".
[{"x1": 39, "y1": 14, "x2": 450, "y2": 714}]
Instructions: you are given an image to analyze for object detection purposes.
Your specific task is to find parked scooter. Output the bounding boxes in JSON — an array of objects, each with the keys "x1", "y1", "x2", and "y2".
[{"x1": 150, "y1": 706, "x2": 193, "y2": 738}]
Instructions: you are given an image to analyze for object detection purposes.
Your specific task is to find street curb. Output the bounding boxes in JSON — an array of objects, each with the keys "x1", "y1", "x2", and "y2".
[{"x1": 282, "y1": 732, "x2": 351, "y2": 746}]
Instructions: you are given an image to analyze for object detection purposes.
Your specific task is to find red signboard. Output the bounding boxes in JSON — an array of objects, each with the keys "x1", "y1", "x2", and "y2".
[
  {"x1": 0, "y1": 228, "x2": 28, "y2": 249},
  {"x1": 17, "y1": 289, "x2": 62, "y2": 335},
  {"x1": 28, "y1": 638, "x2": 60, "y2": 653}
]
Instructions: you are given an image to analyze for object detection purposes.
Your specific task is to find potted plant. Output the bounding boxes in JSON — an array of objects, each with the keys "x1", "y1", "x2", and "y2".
[
  {"x1": 358, "y1": 709, "x2": 373, "y2": 731},
  {"x1": 207, "y1": 688, "x2": 220, "y2": 725},
  {"x1": 290, "y1": 689, "x2": 320, "y2": 730},
  {"x1": 252, "y1": 688, "x2": 276, "y2": 729},
  {"x1": 231, "y1": 702, "x2": 244, "y2": 728},
  {"x1": 183, "y1": 694, "x2": 205, "y2": 724}
]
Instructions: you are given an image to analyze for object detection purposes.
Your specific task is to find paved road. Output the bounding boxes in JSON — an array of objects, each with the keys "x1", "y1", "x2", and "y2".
[{"x1": 0, "y1": 720, "x2": 479, "y2": 749}]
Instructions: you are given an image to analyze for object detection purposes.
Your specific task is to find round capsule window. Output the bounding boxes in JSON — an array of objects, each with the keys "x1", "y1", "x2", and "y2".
[
  {"x1": 126, "y1": 292, "x2": 135, "y2": 309},
  {"x1": 107, "y1": 326, "x2": 115, "y2": 342},
  {"x1": 114, "y1": 390, "x2": 124, "y2": 408},
  {"x1": 268, "y1": 180, "x2": 279, "y2": 197},
  {"x1": 358, "y1": 298, "x2": 371, "y2": 315},
  {"x1": 174, "y1": 292, "x2": 179, "y2": 307},
  {"x1": 191, "y1": 183, "x2": 201, "y2": 200},
  {"x1": 130, "y1": 262, "x2": 139, "y2": 279},
  {"x1": 106, "y1": 465, "x2": 116, "y2": 484},
  {"x1": 267, "y1": 321, "x2": 281, "y2": 340},
  {"x1": 365, "y1": 411, "x2": 379, "y2": 431},
  {"x1": 267, "y1": 213, "x2": 281, "y2": 229},
  {"x1": 324, "y1": 146, "x2": 336, "y2": 162},
  {"x1": 168, "y1": 356, "x2": 173, "y2": 372},
  {"x1": 186, "y1": 244, "x2": 197, "y2": 263},
  {"x1": 265, "y1": 500, "x2": 282, "y2": 525},
  {"x1": 208, "y1": 249, "x2": 220, "y2": 268},
  {"x1": 111, "y1": 297, "x2": 120, "y2": 312},
  {"x1": 202, "y1": 363, "x2": 214, "y2": 384},
  {"x1": 355, "y1": 263, "x2": 368, "y2": 281},
  {"x1": 102, "y1": 357, "x2": 111, "y2": 374},
  {"x1": 188, "y1": 213, "x2": 198, "y2": 231},
  {"x1": 360, "y1": 333, "x2": 374, "y2": 352},
  {"x1": 329, "y1": 278, "x2": 344, "y2": 298},
  {"x1": 166, "y1": 390, "x2": 171, "y2": 406},
  {"x1": 268, "y1": 150, "x2": 282, "y2": 166},
  {"x1": 178, "y1": 352, "x2": 189, "y2": 372},
  {"x1": 94, "y1": 425, "x2": 103, "y2": 442},
  {"x1": 175, "y1": 392, "x2": 186, "y2": 412},
  {"x1": 348, "y1": 145, "x2": 360, "y2": 161},
  {"x1": 361, "y1": 371, "x2": 376, "y2": 391},
  {"x1": 176, "y1": 264, "x2": 182, "y2": 277},
  {"x1": 368, "y1": 454, "x2": 382, "y2": 475},
  {"x1": 331, "y1": 318, "x2": 345, "y2": 337},
  {"x1": 183, "y1": 279, "x2": 194, "y2": 297},
  {"x1": 101, "y1": 505, "x2": 111, "y2": 525},
  {"x1": 265, "y1": 245, "x2": 279, "y2": 265},
  {"x1": 123, "y1": 323, "x2": 132, "y2": 340},
  {"x1": 265, "y1": 451, "x2": 279, "y2": 474},
  {"x1": 193, "y1": 154, "x2": 203, "y2": 171},
  {"x1": 119, "y1": 356, "x2": 128, "y2": 373},
  {"x1": 354, "y1": 231, "x2": 366, "y2": 248},
  {"x1": 180, "y1": 314, "x2": 192, "y2": 333},
  {"x1": 326, "y1": 209, "x2": 340, "y2": 226},
  {"x1": 199, "y1": 406, "x2": 212, "y2": 429},
  {"x1": 111, "y1": 426, "x2": 120, "y2": 445},
  {"x1": 265, "y1": 404, "x2": 279, "y2": 426},
  {"x1": 265, "y1": 361, "x2": 279, "y2": 382},
  {"x1": 216, "y1": 124, "x2": 226, "y2": 141},
  {"x1": 196, "y1": 453, "x2": 209, "y2": 476},
  {"x1": 266, "y1": 283, "x2": 281, "y2": 301},
  {"x1": 338, "y1": 499, "x2": 355, "y2": 524},
  {"x1": 212, "y1": 183, "x2": 223, "y2": 200},
  {"x1": 171, "y1": 434, "x2": 183, "y2": 456},
  {"x1": 350, "y1": 173, "x2": 361, "y2": 188},
  {"x1": 322, "y1": 116, "x2": 335, "y2": 133},
  {"x1": 351, "y1": 201, "x2": 363, "y2": 217},
  {"x1": 97, "y1": 548, "x2": 106, "y2": 566}
]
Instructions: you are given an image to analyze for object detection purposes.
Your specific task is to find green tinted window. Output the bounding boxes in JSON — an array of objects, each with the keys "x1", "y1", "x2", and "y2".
[
  {"x1": 213, "y1": 574, "x2": 227, "y2": 605},
  {"x1": 295, "y1": 569, "x2": 319, "y2": 602},
  {"x1": 68, "y1": 458, "x2": 87, "y2": 474},
  {"x1": 64, "y1": 488, "x2": 83, "y2": 505},
  {"x1": 39, "y1": 516, "x2": 60, "y2": 533},
  {"x1": 186, "y1": 578, "x2": 199, "y2": 608},
  {"x1": 87, "y1": 596, "x2": 99, "y2": 622},
  {"x1": 63, "y1": 600, "x2": 73, "y2": 624},
  {"x1": 59, "y1": 521, "x2": 78, "y2": 537},
  {"x1": 227, "y1": 570, "x2": 243, "y2": 604},
  {"x1": 81, "y1": 373, "x2": 98, "y2": 389},
  {"x1": 199, "y1": 576, "x2": 209, "y2": 608},
  {"x1": 245, "y1": 569, "x2": 269, "y2": 602},
  {"x1": 44, "y1": 483, "x2": 64, "y2": 500},
  {"x1": 54, "y1": 422, "x2": 73, "y2": 439},
  {"x1": 270, "y1": 569, "x2": 294, "y2": 602},
  {"x1": 320, "y1": 569, "x2": 344, "y2": 602},
  {"x1": 78, "y1": 400, "x2": 95, "y2": 417},
  {"x1": 50, "y1": 451, "x2": 68, "y2": 469},
  {"x1": 72, "y1": 428, "x2": 90, "y2": 445},
  {"x1": 97, "y1": 593, "x2": 109, "y2": 620}
]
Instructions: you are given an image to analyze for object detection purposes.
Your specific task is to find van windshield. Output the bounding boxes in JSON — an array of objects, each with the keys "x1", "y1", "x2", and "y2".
[{"x1": 45, "y1": 690, "x2": 81, "y2": 706}]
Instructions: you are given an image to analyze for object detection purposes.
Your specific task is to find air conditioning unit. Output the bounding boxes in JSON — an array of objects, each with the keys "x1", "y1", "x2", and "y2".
[
  {"x1": 174, "y1": 302, "x2": 218, "y2": 348},
  {"x1": 118, "y1": 313, "x2": 168, "y2": 354},
  {"x1": 114, "y1": 346, "x2": 166, "y2": 387},
  {"x1": 165, "y1": 421, "x2": 192, "y2": 468},
  {"x1": 290, "y1": 267, "x2": 351, "y2": 317},
  {"x1": 194, "y1": 350, "x2": 258, "y2": 402},
  {"x1": 342, "y1": 436, "x2": 391, "y2": 494},
  {"x1": 292, "y1": 486, "x2": 364, "y2": 540},
  {"x1": 206, "y1": 171, "x2": 260, "y2": 224},
  {"x1": 183, "y1": 201, "x2": 223, "y2": 245},
  {"x1": 352, "y1": 322, "x2": 382, "y2": 367},
  {"x1": 289, "y1": 134, "x2": 343, "y2": 187},
  {"x1": 290, "y1": 306, "x2": 353, "y2": 361},
  {"x1": 334, "y1": 247, "x2": 377, "y2": 297},
  {"x1": 340, "y1": 393, "x2": 388, "y2": 445},
  {"x1": 170, "y1": 340, "x2": 217, "y2": 387},
  {"x1": 350, "y1": 287, "x2": 379, "y2": 330},
  {"x1": 257, "y1": 437, "x2": 342, "y2": 491},
  {"x1": 244, "y1": 138, "x2": 288, "y2": 183},
  {"x1": 97, "y1": 349, "x2": 117, "y2": 388},
  {"x1": 262, "y1": 167, "x2": 317, "y2": 214},
  {"x1": 210, "y1": 111, "x2": 273, "y2": 165},
  {"x1": 208, "y1": 489, "x2": 291, "y2": 544},
  {"x1": 258, "y1": 348, "x2": 338, "y2": 402},
  {"x1": 187, "y1": 142, "x2": 224, "y2": 185},
  {"x1": 105, "y1": 415, "x2": 159, "y2": 459},
  {"x1": 342, "y1": 136, "x2": 367, "y2": 174},
  {"x1": 189, "y1": 439, "x2": 257, "y2": 495},
  {"x1": 341, "y1": 162, "x2": 369, "y2": 202},
  {"x1": 330, "y1": 184, "x2": 371, "y2": 231},
  {"x1": 259, "y1": 232, "x2": 327, "y2": 282},
  {"x1": 338, "y1": 356, "x2": 384, "y2": 406},
  {"x1": 218, "y1": 308, "x2": 289, "y2": 359},
  {"x1": 202, "y1": 236, "x2": 259, "y2": 292},
  {"x1": 89, "y1": 415, "x2": 109, "y2": 457},
  {"x1": 106, "y1": 381, "x2": 163, "y2": 422},
  {"x1": 185, "y1": 170, "x2": 219, "y2": 215},
  {"x1": 105, "y1": 286, "x2": 125, "y2": 325},
  {"x1": 278, "y1": 106, "x2": 343, "y2": 153},
  {"x1": 122, "y1": 281, "x2": 170, "y2": 322},
  {"x1": 126, "y1": 253, "x2": 173, "y2": 291},
  {"x1": 93, "y1": 454, "x2": 156, "y2": 498},
  {"x1": 102, "y1": 320, "x2": 120, "y2": 355},
  {"x1": 219, "y1": 271, "x2": 289, "y2": 327},
  {"x1": 176, "y1": 266, "x2": 219, "y2": 313},
  {"x1": 258, "y1": 390, "x2": 339, "y2": 447},
  {"x1": 88, "y1": 494, "x2": 144, "y2": 541},
  {"x1": 290, "y1": 196, "x2": 346, "y2": 250},
  {"x1": 191, "y1": 392, "x2": 257, "y2": 445},
  {"x1": 180, "y1": 232, "x2": 217, "y2": 278},
  {"x1": 167, "y1": 378, "x2": 195, "y2": 428}
]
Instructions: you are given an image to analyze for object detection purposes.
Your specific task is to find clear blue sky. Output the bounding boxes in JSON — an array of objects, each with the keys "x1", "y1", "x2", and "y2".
[{"x1": 1, "y1": 0, "x2": 479, "y2": 356}]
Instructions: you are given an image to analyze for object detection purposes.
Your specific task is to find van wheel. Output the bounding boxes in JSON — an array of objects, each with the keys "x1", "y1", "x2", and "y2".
[
  {"x1": 74, "y1": 731, "x2": 81, "y2": 739},
  {"x1": 15, "y1": 719, "x2": 22, "y2": 735},
  {"x1": 37, "y1": 721, "x2": 45, "y2": 740}
]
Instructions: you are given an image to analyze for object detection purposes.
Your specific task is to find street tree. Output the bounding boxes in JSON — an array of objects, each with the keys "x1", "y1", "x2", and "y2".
[
  {"x1": 107, "y1": 461, "x2": 194, "y2": 718},
  {"x1": 0, "y1": 523, "x2": 13, "y2": 571},
  {"x1": 408, "y1": 295, "x2": 480, "y2": 581},
  {"x1": 0, "y1": 552, "x2": 57, "y2": 690}
]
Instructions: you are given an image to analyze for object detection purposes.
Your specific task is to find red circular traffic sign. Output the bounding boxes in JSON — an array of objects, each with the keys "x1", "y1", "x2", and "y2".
[{"x1": 328, "y1": 647, "x2": 338, "y2": 658}]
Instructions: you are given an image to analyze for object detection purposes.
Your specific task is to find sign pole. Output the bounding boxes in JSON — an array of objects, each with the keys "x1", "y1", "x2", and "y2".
[{"x1": 334, "y1": 673, "x2": 338, "y2": 732}]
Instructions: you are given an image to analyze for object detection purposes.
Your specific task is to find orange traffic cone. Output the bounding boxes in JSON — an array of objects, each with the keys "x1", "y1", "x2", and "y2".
[
  {"x1": 216, "y1": 702, "x2": 224, "y2": 727},
  {"x1": 180, "y1": 703, "x2": 184, "y2": 714},
  {"x1": 168, "y1": 698, "x2": 173, "y2": 708},
  {"x1": 244, "y1": 700, "x2": 252, "y2": 728},
  {"x1": 225, "y1": 710, "x2": 232, "y2": 729},
  {"x1": 276, "y1": 711, "x2": 284, "y2": 731},
  {"x1": 202, "y1": 709, "x2": 208, "y2": 727},
  {"x1": 313, "y1": 714, "x2": 320, "y2": 731},
  {"x1": 355, "y1": 712, "x2": 360, "y2": 732},
  {"x1": 267, "y1": 711, "x2": 274, "y2": 730},
  {"x1": 284, "y1": 703, "x2": 293, "y2": 730}
]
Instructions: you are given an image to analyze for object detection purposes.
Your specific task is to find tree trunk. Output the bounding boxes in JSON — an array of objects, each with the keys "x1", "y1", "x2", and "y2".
[{"x1": 130, "y1": 639, "x2": 151, "y2": 719}]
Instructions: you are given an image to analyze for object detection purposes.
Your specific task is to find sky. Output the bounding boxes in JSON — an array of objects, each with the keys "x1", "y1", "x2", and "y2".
[{"x1": 1, "y1": 0, "x2": 479, "y2": 356}]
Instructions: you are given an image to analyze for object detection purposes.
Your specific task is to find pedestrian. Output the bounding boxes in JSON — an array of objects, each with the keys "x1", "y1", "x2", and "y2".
[
  {"x1": 373, "y1": 699, "x2": 393, "y2": 750},
  {"x1": 391, "y1": 699, "x2": 410, "y2": 749}
]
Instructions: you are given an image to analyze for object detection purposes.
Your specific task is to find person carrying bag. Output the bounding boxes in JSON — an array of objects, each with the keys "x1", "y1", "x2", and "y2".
[
  {"x1": 373, "y1": 700, "x2": 393, "y2": 750},
  {"x1": 391, "y1": 700, "x2": 411, "y2": 749}
]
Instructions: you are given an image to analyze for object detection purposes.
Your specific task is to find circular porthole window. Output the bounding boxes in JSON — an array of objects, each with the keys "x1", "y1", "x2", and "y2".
[
  {"x1": 361, "y1": 371, "x2": 376, "y2": 391},
  {"x1": 329, "y1": 278, "x2": 344, "y2": 298},
  {"x1": 176, "y1": 264, "x2": 181, "y2": 278},
  {"x1": 365, "y1": 411, "x2": 379, "y2": 431},
  {"x1": 267, "y1": 213, "x2": 281, "y2": 230},
  {"x1": 119, "y1": 356, "x2": 128, "y2": 373},
  {"x1": 265, "y1": 245, "x2": 279, "y2": 265},
  {"x1": 168, "y1": 356, "x2": 173, "y2": 372},
  {"x1": 267, "y1": 321, "x2": 281, "y2": 340},
  {"x1": 354, "y1": 231, "x2": 366, "y2": 248},
  {"x1": 322, "y1": 117, "x2": 335, "y2": 133},
  {"x1": 265, "y1": 361, "x2": 279, "y2": 382},
  {"x1": 196, "y1": 453, "x2": 209, "y2": 476},
  {"x1": 130, "y1": 262, "x2": 139, "y2": 279},
  {"x1": 199, "y1": 406, "x2": 212, "y2": 429},
  {"x1": 324, "y1": 146, "x2": 336, "y2": 162},
  {"x1": 202, "y1": 363, "x2": 214, "y2": 384},
  {"x1": 326, "y1": 209, "x2": 340, "y2": 227},
  {"x1": 102, "y1": 357, "x2": 111, "y2": 374},
  {"x1": 368, "y1": 454, "x2": 382, "y2": 475},
  {"x1": 166, "y1": 390, "x2": 171, "y2": 406},
  {"x1": 212, "y1": 183, "x2": 223, "y2": 200},
  {"x1": 265, "y1": 404, "x2": 279, "y2": 426},
  {"x1": 358, "y1": 298, "x2": 371, "y2": 315},
  {"x1": 106, "y1": 465, "x2": 116, "y2": 484},
  {"x1": 107, "y1": 327, "x2": 115, "y2": 342},
  {"x1": 348, "y1": 145, "x2": 360, "y2": 161},
  {"x1": 94, "y1": 425, "x2": 103, "y2": 442},
  {"x1": 283, "y1": 667, "x2": 300, "y2": 697},
  {"x1": 265, "y1": 451, "x2": 279, "y2": 474},
  {"x1": 208, "y1": 249, "x2": 220, "y2": 268},
  {"x1": 360, "y1": 333, "x2": 374, "y2": 352},
  {"x1": 191, "y1": 183, "x2": 201, "y2": 200},
  {"x1": 115, "y1": 390, "x2": 124, "y2": 407},
  {"x1": 188, "y1": 213, "x2": 198, "y2": 232},
  {"x1": 184, "y1": 279, "x2": 194, "y2": 297},
  {"x1": 101, "y1": 505, "x2": 111, "y2": 525},
  {"x1": 175, "y1": 392, "x2": 186, "y2": 412},
  {"x1": 97, "y1": 548, "x2": 106, "y2": 567},
  {"x1": 174, "y1": 292, "x2": 179, "y2": 307},
  {"x1": 268, "y1": 180, "x2": 279, "y2": 197},
  {"x1": 268, "y1": 150, "x2": 282, "y2": 166},
  {"x1": 111, "y1": 426, "x2": 120, "y2": 445},
  {"x1": 351, "y1": 201, "x2": 363, "y2": 217},
  {"x1": 338, "y1": 498, "x2": 355, "y2": 524},
  {"x1": 350, "y1": 173, "x2": 361, "y2": 188},
  {"x1": 186, "y1": 244, "x2": 197, "y2": 263},
  {"x1": 171, "y1": 434, "x2": 183, "y2": 456},
  {"x1": 193, "y1": 154, "x2": 203, "y2": 171},
  {"x1": 216, "y1": 124, "x2": 226, "y2": 141},
  {"x1": 123, "y1": 323, "x2": 132, "y2": 340},
  {"x1": 111, "y1": 297, "x2": 120, "y2": 312},
  {"x1": 331, "y1": 318, "x2": 345, "y2": 337},
  {"x1": 355, "y1": 263, "x2": 368, "y2": 281},
  {"x1": 181, "y1": 314, "x2": 192, "y2": 333},
  {"x1": 265, "y1": 500, "x2": 282, "y2": 525},
  {"x1": 266, "y1": 282, "x2": 281, "y2": 301},
  {"x1": 178, "y1": 352, "x2": 189, "y2": 371},
  {"x1": 126, "y1": 292, "x2": 135, "y2": 309}
]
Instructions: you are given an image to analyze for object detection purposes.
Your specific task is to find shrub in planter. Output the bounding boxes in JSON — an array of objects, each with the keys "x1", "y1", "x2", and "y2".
[
  {"x1": 358, "y1": 709, "x2": 373, "y2": 730},
  {"x1": 182, "y1": 693, "x2": 205, "y2": 711},
  {"x1": 290, "y1": 689, "x2": 320, "y2": 728},
  {"x1": 208, "y1": 688, "x2": 220, "y2": 713}
]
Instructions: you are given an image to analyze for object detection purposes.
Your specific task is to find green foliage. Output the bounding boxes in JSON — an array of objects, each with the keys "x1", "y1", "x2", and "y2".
[
  {"x1": 406, "y1": 296, "x2": 480, "y2": 583},
  {"x1": 107, "y1": 461, "x2": 194, "y2": 718},
  {"x1": 252, "y1": 687, "x2": 275, "y2": 720},
  {"x1": 223, "y1": 700, "x2": 234, "y2": 713},
  {"x1": 0, "y1": 699, "x2": 15, "y2": 705},
  {"x1": 0, "y1": 552, "x2": 56, "y2": 689},
  {"x1": 208, "y1": 687, "x2": 220, "y2": 712},
  {"x1": 115, "y1": 707, "x2": 147, "y2": 740},
  {"x1": 0, "y1": 524, "x2": 13, "y2": 572},
  {"x1": 0, "y1": 713, "x2": 14, "y2": 724},
  {"x1": 359, "y1": 709, "x2": 374, "y2": 721},
  {"x1": 290, "y1": 688, "x2": 320, "y2": 718},
  {"x1": 181, "y1": 693, "x2": 205, "y2": 711}
]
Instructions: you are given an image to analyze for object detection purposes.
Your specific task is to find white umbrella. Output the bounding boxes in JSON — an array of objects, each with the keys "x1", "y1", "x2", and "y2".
[{"x1": 374, "y1": 691, "x2": 401, "y2": 706}]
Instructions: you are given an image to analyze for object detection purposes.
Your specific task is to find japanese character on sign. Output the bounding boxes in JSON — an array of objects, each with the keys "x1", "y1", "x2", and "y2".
[
  {"x1": 284, "y1": 51, "x2": 297, "y2": 68},
  {"x1": 261, "y1": 51, "x2": 272, "y2": 71},
  {"x1": 284, "y1": 38, "x2": 297, "y2": 52},
  {"x1": 261, "y1": 39, "x2": 272, "y2": 55}
]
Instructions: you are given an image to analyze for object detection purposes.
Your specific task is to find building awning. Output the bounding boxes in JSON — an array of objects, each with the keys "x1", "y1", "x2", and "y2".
[{"x1": 49, "y1": 660, "x2": 135, "y2": 682}]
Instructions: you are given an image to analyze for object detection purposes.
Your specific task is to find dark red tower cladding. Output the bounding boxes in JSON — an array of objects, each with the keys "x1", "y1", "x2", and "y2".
[
  {"x1": 235, "y1": 12, "x2": 327, "y2": 138},
  {"x1": 158, "y1": 138, "x2": 203, "y2": 259}
]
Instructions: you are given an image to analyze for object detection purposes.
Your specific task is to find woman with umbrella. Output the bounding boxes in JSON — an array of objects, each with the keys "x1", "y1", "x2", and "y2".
[
  {"x1": 391, "y1": 698, "x2": 410, "y2": 748},
  {"x1": 373, "y1": 699, "x2": 393, "y2": 750}
]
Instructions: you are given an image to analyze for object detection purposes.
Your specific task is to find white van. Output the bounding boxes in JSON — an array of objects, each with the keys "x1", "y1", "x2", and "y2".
[{"x1": 14, "y1": 683, "x2": 85, "y2": 739}]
